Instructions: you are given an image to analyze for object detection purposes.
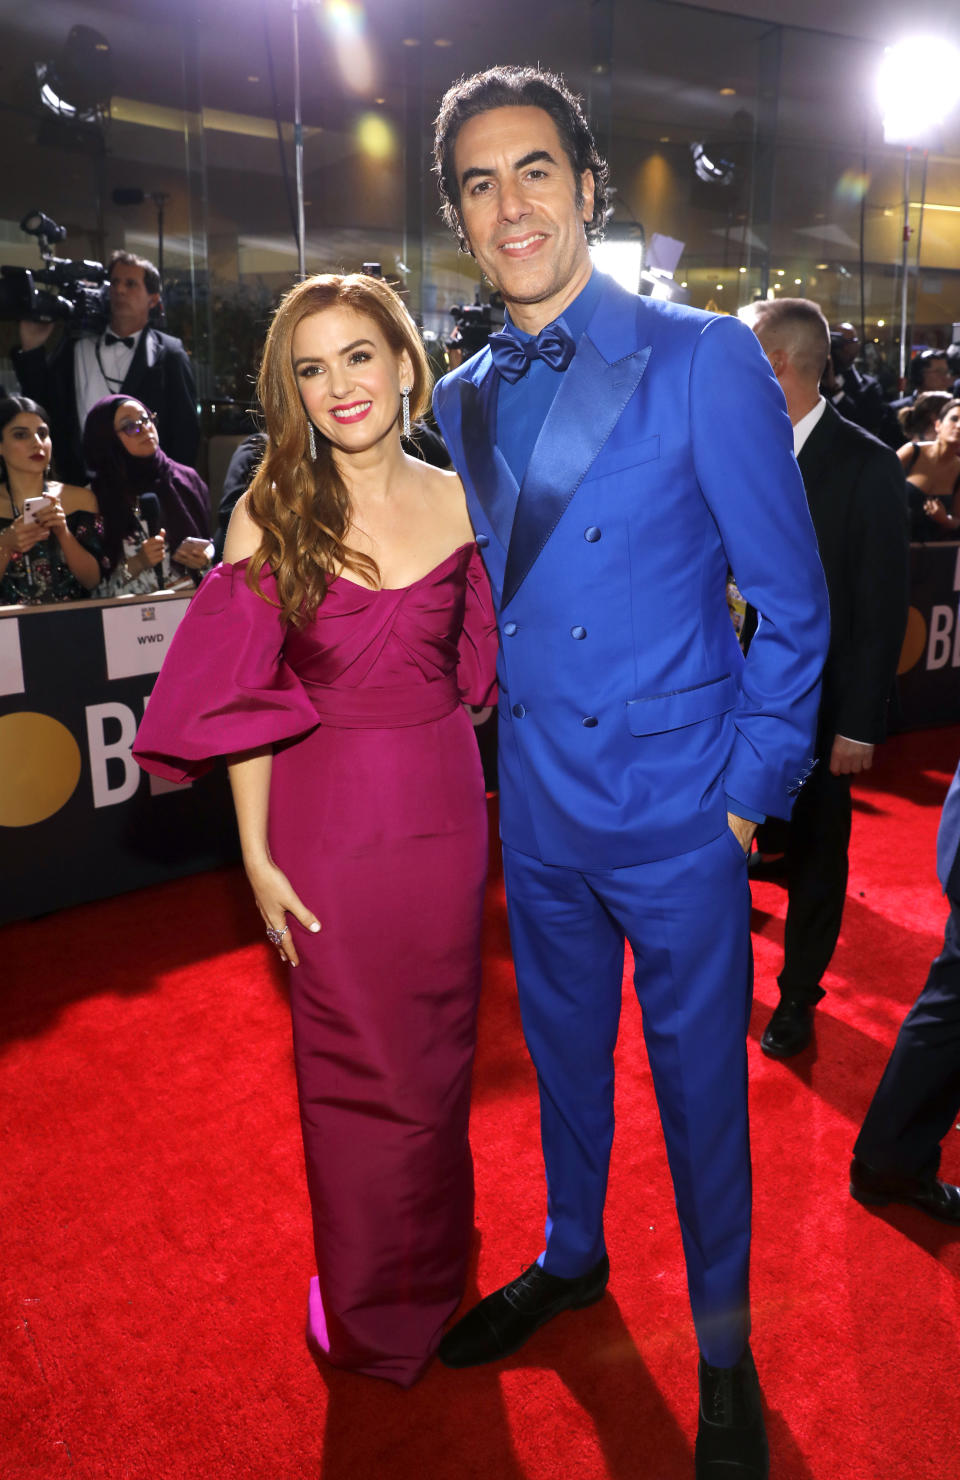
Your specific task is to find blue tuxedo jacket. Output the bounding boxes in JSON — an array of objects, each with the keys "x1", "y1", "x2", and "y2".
[{"x1": 434, "y1": 274, "x2": 829, "y2": 870}]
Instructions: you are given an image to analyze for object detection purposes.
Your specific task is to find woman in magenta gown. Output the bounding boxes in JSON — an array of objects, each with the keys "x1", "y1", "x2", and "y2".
[{"x1": 134, "y1": 273, "x2": 496, "y2": 1387}]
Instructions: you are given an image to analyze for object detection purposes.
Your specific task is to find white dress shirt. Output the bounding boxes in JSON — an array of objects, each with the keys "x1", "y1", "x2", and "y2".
[
  {"x1": 74, "y1": 327, "x2": 145, "y2": 426},
  {"x1": 792, "y1": 395, "x2": 827, "y2": 457}
]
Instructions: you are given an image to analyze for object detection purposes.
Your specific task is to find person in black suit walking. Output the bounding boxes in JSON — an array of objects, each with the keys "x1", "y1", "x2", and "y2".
[
  {"x1": 850, "y1": 754, "x2": 960, "y2": 1223},
  {"x1": 740, "y1": 297, "x2": 910, "y2": 1059},
  {"x1": 13, "y1": 250, "x2": 200, "y2": 485}
]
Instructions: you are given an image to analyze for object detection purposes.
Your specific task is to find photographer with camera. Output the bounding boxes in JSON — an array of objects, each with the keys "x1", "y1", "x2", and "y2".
[
  {"x1": 0, "y1": 395, "x2": 104, "y2": 606},
  {"x1": 13, "y1": 249, "x2": 200, "y2": 487}
]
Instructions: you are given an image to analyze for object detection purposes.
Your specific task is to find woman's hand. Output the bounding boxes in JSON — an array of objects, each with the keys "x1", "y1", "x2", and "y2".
[
  {"x1": 244, "y1": 856, "x2": 321, "y2": 967},
  {"x1": 139, "y1": 530, "x2": 166, "y2": 569},
  {"x1": 172, "y1": 535, "x2": 213, "y2": 570},
  {"x1": 923, "y1": 498, "x2": 956, "y2": 529},
  {"x1": 33, "y1": 492, "x2": 68, "y2": 541},
  {"x1": 1, "y1": 515, "x2": 51, "y2": 555}
]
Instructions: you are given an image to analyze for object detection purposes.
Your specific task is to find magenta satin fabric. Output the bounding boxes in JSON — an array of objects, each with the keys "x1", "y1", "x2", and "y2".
[{"x1": 135, "y1": 543, "x2": 497, "y2": 1385}]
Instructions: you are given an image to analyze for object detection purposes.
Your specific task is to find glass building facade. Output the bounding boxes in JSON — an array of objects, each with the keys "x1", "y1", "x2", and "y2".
[{"x1": 1, "y1": 0, "x2": 958, "y2": 432}]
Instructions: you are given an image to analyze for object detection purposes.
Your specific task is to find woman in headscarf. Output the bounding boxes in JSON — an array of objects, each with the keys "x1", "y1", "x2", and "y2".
[{"x1": 82, "y1": 394, "x2": 212, "y2": 595}]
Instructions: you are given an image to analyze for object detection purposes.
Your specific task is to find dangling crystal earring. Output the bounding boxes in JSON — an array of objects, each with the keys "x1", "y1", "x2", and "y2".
[
  {"x1": 401, "y1": 386, "x2": 412, "y2": 439},
  {"x1": 307, "y1": 421, "x2": 317, "y2": 461}
]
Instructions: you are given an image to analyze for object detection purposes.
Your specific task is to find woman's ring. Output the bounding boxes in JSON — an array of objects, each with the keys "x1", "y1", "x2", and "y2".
[{"x1": 266, "y1": 924, "x2": 289, "y2": 946}]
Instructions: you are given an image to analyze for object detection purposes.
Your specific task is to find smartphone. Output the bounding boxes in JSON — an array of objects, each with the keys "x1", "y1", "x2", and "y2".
[{"x1": 22, "y1": 495, "x2": 53, "y2": 524}]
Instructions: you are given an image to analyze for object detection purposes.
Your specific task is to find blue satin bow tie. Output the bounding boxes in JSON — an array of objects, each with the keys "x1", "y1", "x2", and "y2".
[{"x1": 488, "y1": 321, "x2": 576, "y2": 383}]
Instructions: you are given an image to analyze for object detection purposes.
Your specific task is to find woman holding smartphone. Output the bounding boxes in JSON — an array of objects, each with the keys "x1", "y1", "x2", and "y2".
[{"x1": 0, "y1": 395, "x2": 104, "y2": 605}]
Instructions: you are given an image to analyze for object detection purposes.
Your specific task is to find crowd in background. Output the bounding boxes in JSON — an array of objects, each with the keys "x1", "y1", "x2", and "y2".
[{"x1": 1, "y1": 245, "x2": 959, "y2": 611}]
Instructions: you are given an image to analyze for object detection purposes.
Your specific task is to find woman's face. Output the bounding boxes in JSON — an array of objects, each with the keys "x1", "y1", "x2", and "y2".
[
  {"x1": 113, "y1": 399, "x2": 159, "y2": 459},
  {"x1": 1, "y1": 413, "x2": 52, "y2": 478},
  {"x1": 936, "y1": 406, "x2": 960, "y2": 447},
  {"x1": 291, "y1": 306, "x2": 412, "y2": 457}
]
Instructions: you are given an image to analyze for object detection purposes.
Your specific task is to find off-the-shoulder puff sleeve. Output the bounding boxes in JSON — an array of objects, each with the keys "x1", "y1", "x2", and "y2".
[
  {"x1": 457, "y1": 546, "x2": 498, "y2": 707},
  {"x1": 133, "y1": 562, "x2": 320, "y2": 783}
]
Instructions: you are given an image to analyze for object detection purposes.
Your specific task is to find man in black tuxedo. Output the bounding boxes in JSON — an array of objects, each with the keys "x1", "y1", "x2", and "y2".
[
  {"x1": 823, "y1": 322, "x2": 902, "y2": 450},
  {"x1": 741, "y1": 297, "x2": 909, "y2": 1058},
  {"x1": 851, "y1": 754, "x2": 960, "y2": 1223},
  {"x1": 13, "y1": 250, "x2": 200, "y2": 485}
]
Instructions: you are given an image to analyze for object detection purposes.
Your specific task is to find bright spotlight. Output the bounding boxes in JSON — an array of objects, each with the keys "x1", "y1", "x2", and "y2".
[
  {"x1": 878, "y1": 37, "x2": 960, "y2": 144},
  {"x1": 590, "y1": 240, "x2": 643, "y2": 294},
  {"x1": 323, "y1": 0, "x2": 375, "y2": 94}
]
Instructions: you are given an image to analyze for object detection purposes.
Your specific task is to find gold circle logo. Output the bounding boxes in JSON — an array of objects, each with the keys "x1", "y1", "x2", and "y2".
[
  {"x1": 0, "y1": 712, "x2": 82, "y2": 827},
  {"x1": 897, "y1": 606, "x2": 928, "y2": 676}
]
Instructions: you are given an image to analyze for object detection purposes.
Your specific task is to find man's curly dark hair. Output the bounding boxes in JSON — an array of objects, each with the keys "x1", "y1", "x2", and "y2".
[{"x1": 433, "y1": 66, "x2": 609, "y2": 253}]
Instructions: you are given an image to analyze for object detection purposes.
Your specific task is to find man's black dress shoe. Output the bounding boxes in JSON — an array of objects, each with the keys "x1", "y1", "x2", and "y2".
[
  {"x1": 437, "y1": 1254, "x2": 610, "y2": 1368},
  {"x1": 695, "y1": 1346, "x2": 769, "y2": 1479},
  {"x1": 760, "y1": 998, "x2": 813, "y2": 1059},
  {"x1": 849, "y1": 1157, "x2": 960, "y2": 1224}
]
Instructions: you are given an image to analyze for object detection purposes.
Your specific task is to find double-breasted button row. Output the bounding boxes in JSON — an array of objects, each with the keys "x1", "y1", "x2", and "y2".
[
  {"x1": 509, "y1": 705, "x2": 598, "y2": 726},
  {"x1": 503, "y1": 621, "x2": 586, "y2": 640}
]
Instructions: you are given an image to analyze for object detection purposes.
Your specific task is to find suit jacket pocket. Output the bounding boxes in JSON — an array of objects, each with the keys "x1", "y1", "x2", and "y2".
[
  {"x1": 582, "y1": 433, "x2": 660, "y2": 483},
  {"x1": 626, "y1": 674, "x2": 737, "y2": 736}
]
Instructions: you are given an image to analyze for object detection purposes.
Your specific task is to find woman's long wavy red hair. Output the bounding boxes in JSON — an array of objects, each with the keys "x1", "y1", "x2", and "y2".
[{"x1": 246, "y1": 273, "x2": 431, "y2": 624}]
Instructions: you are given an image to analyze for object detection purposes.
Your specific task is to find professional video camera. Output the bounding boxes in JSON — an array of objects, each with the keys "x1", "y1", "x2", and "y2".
[
  {"x1": 448, "y1": 298, "x2": 504, "y2": 358},
  {"x1": 0, "y1": 210, "x2": 108, "y2": 332}
]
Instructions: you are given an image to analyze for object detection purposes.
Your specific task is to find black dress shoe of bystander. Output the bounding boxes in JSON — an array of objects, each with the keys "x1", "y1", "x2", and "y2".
[
  {"x1": 437, "y1": 1254, "x2": 610, "y2": 1368},
  {"x1": 695, "y1": 1346, "x2": 769, "y2": 1479},
  {"x1": 746, "y1": 851, "x2": 787, "y2": 884},
  {"x1": 760, "y1": 998, "x2": 814, "y2": 1059},
  {"x1": 849, "y1": 1157, "x2": 960, "y2": 1224}
]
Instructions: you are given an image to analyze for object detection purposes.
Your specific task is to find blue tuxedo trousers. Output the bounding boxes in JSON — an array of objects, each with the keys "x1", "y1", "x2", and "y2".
[{"x1": 503, "y1": 826, "x2": 753, "y2": 1367}]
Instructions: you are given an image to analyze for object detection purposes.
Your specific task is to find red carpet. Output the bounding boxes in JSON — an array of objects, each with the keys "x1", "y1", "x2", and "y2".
[{"x1": 4, "y1": 726, "x2": 960, "y2": 1479}]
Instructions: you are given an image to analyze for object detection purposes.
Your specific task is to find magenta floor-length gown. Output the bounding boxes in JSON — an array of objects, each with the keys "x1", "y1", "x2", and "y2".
[{"x1": 134, "y1": 543, "x2": 497, "y2": 1386}]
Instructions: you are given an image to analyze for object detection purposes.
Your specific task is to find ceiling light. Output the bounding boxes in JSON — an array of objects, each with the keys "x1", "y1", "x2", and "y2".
[
  {"x1": 719, "y1": 87, "x2": 736, "y2": 96},
  {"x1": 691, "y1": 141, "x2": 735, "y2": 187},
  {"x1": 36, "y1": 24, "x2": 113, "y2": 123}
]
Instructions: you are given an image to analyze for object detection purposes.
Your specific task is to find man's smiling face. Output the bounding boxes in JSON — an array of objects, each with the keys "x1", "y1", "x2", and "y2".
[{"x1": 453, "y1": 105, "x2": 595, "y2": 333}]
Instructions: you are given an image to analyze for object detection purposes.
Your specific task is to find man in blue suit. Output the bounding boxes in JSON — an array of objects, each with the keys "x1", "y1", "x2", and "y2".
[{"x1": 431, "y1": 67, "x2": 828, "y2": 1477}]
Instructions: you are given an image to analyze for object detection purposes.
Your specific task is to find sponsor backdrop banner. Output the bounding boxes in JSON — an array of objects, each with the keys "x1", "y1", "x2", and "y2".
[
  {"x1": 0, "y1": 593, "x2": 238, "y2": 925},
  {"x1": 0, "y1": 590, "x2": 498, "y2": 925},
  {"x1": 897, "y1": 543, "x2": 960, "y2": 729}
]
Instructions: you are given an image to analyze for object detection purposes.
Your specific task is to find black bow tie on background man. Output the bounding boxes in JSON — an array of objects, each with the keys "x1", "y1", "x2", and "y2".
[
  {"x1": 488, "y1": 321, "x2": 576, "y2": 383},
  {"x1": 103, "y1": 331, "x2": 136, "y2": 349}
]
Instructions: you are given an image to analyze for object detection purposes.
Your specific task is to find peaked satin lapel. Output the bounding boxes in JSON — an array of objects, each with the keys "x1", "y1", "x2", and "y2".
[
  {"x1": 501, "y1": 335, "x2": 652, "y2": 608},
  {"x1": 458, "y1": 368, "x2": 519, "y2": 553}
]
